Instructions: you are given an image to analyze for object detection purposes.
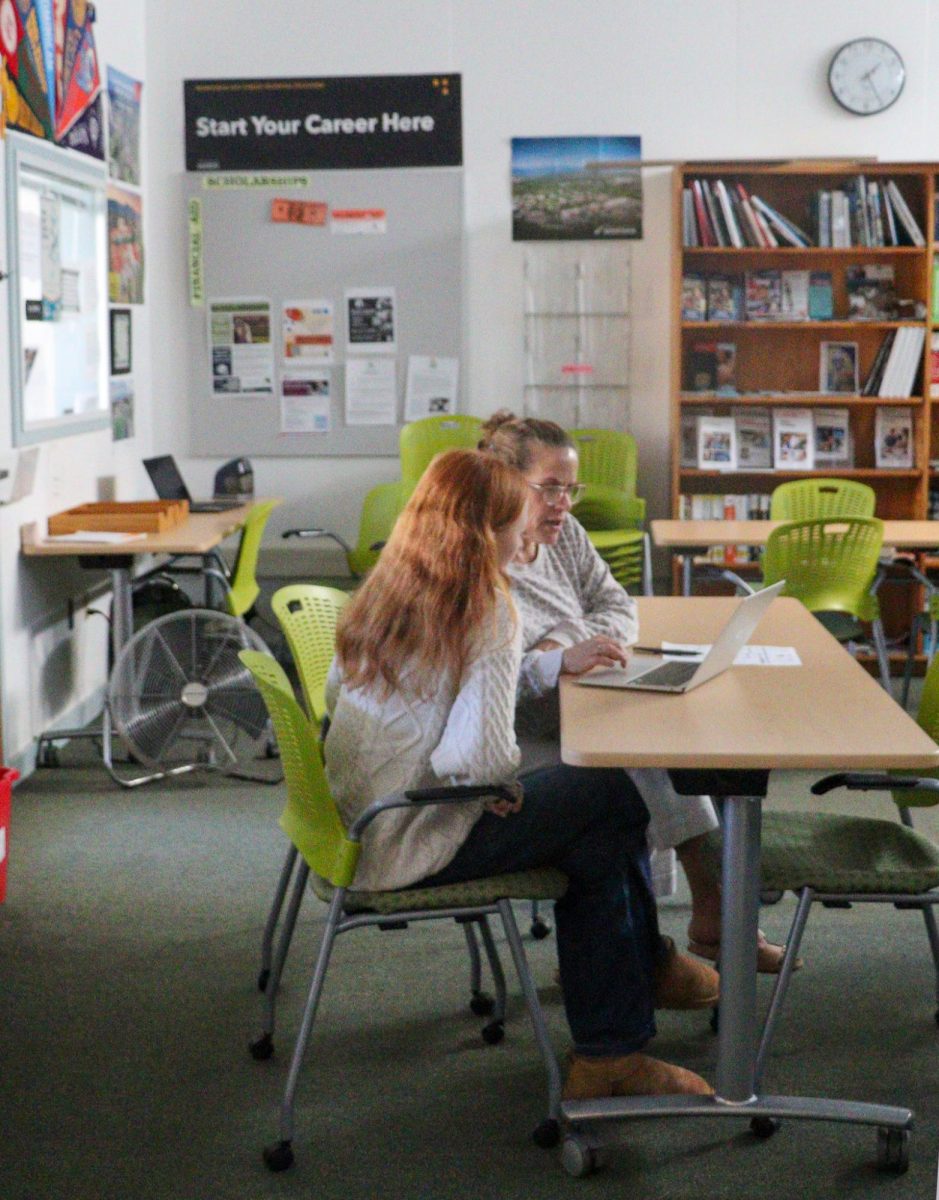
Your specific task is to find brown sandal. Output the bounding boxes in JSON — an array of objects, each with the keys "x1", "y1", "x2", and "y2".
[{"x1": 687, "y1": 929, "x2": 803, "y2": 975}]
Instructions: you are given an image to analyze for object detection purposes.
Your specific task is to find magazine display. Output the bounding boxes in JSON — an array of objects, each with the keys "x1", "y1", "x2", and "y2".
[
  {"x1": 875, "y1": 407, "x2": 914, "y2": 469},
  {"x1": 706, "y1": 275, "x2": 742, "y2": 321},
  {"x1": 846, "y1": 264, "x2": 898, "y2": 320},
  {"x1": 813, "y1": 407, "x2": 852, "y2": 466},
  {"x1": 807, "y1": 271, "x2": 834, "y2": 319},
  {"x1": 780, "y1": 270, "x2": 809, "y2": 320},
  {"x1": 681, "y1": 273, "x2": 707, "y2": 321},
  {"x1": 732, "y1": 407, "x2": 772, "y2": 469},
  {"x1": 696, "y1": 414, "x2": 738, "y2": 471},
  {"x1": 680, "y1": 408, "x2": 710, "y2": 468},
  {"x1": 773, "y1": 408, "x2": 815, "y2": 470},
  {"x1": 819, "y1": 341, "x2": 859, "y2": 394},
  {"x1": 745, "y1": 270, "x2": 782, "y2": 321}
]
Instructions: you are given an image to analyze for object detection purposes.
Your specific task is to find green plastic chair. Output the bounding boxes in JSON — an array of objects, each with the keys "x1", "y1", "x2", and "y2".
[
  {"x1": 570, "y1": 428, "x2": 640, "y2": 499},
  {"x1": 219, "y1": 500, "x2": 278, "y2": 618},
  {"x1": 733, "y1": 516, "x2": 891, "y2": 691},
  {"x1": 239, "y1": 649, "x2": 566, "y2": 1172},
  {"x1": 271, "y1": 584, "x2": 350, "y2": 722},
  {"x1": 769, "y1": 478, "x2": 877, "y2": 521},
  {"x1": 281, "y1": 480, "x2": 405, "y2": 578},
  {"x1": 712, "y1": 652, "x2": 939, "y2": 1117},
  {"x1": 399, "y1": 414, "x2": 484, "y2": 495}
]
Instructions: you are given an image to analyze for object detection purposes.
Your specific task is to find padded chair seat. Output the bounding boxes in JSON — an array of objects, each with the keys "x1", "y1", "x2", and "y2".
[
  {"x1": 705, "y1": 811, "x2": 939, "y2": 895},
  {"x1": 311, "y1": 868, "x2": 568, "y2": 914}
]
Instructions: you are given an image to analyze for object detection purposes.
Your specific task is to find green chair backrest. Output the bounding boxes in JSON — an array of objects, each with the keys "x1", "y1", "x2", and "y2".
[
  {"x1": 225, "y1": 500, "x2": 278, "y2": 618},
  {"x1": 770, "y1": 478, "x2": 876, "y2": 521},
  {"x1": 347, "y1": 481, "x2": 405, "y2": 577},
  {"x1": 399, "y1": 415, "x2": 484, "y2": 494},
  {"x1": 892, "y1": 652, "x2": 939, "y2": 808},
  {"x1": 570, "y1": 428, "x2": 638, "y2": 499},
  {"x1": 271, "y1": 584, "x2": 350, "y2": 722},
  {"x1": 574, "y1": 483, "x2": 646, "y2": 532},
  {"x1": 761, "y1": 516, "x2": 884, "y2": 618},
  {"x1": 239, "y1": 650, "x2": 360, "y2": 887}
]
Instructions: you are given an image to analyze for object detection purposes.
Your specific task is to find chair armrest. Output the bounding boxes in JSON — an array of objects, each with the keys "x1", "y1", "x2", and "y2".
[
  {"x1": 811, "y1": 772, "x2": 939, "y2": 796},
  {"x1": 282, "y1": 527, "x2": 353, "y2": 555},
  {"x1": 347, "y1": 783, "x2": 516, "y2": 840},
  {"x1": 720, "y1": 570, "x2": 756, "y2": 595}
]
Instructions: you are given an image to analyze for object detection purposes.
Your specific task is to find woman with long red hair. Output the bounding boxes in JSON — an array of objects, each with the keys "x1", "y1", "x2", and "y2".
[{"x1": 325, "y1": 448, "x2": 713, "y2": 1101}]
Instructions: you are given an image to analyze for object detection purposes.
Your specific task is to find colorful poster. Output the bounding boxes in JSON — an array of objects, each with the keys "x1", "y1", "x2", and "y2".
[
  {"x1": 208, "y1": 298, "x2": 274, "y2": 395},
  {"x1": 280, "y1": 367, "x2": 330, "y2": 433},
  {"x1": 106, "y1": 65, "x2": 141, "y2": 185},
  {"x1": 107, "y1": 183, "x2": 144, "y2": 304},
  {"x1": 345, "y1": 286, "x2": 396, "y2": 353},
  {"x1": 511, "y1": 136, "x2": 643, "y2": 240},
  {"x1": 109, "y1": 377, "x2": 134, "y2": 441},
  {"x1": 282, "y1": 300, "x2": 333, "y2": 362}
]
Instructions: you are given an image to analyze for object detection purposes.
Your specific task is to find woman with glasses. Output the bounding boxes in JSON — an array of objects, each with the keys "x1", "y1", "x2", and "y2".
[
  {"x1": 325, "y1": 449, "x2": 714, "y2": 1101},
  {"x1": 479, "y1": 411, "x2": 789, "y2": 974}
]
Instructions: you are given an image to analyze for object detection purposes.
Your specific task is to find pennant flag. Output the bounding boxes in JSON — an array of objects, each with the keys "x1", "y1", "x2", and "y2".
[
  {"x1": 55, "y1": 7, "x2": 95, "y2": 138},
  {"x1": 2, "y1": 53, "x2": 44, "y2": 134},
  {"x1": 56, "y1": 0, "x2": 86, "y2": 123},
  {"x1": 0, "y1": 0, "x2": 23, "y2": 76},
  {"x1": 34, "y1": 0, "x2": 53, "y2": 116},
  {"x1": 58, "y1": 84, "x2": 100, "y2": 157},
  {"x1": 53, "y1": 0, "x2": 65, "y2": 99},
  {"x1": 14, "y1": 0, "x2": 53, "y2": 135}
]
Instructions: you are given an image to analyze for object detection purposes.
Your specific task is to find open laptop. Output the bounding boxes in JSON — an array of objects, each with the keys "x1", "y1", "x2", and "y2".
[
  {"x1": 143, "y1": 455, "x2": 244, "y2": 513},
  {"x1": 578, "y1": 580, "x2": 786, "y2": 694}
]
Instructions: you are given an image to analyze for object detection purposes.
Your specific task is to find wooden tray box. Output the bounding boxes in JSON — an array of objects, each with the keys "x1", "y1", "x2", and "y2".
[{"x1": 47, "y1": 500, "x2": 190, "y2": 535}]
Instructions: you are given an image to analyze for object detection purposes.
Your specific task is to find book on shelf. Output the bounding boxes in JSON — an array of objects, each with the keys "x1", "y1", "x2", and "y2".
[
  {"x1": 732, "y1": 406, "x2": 772, "y2": 469},
  {"x1": 807, "y1": 271, "x2": 834, "y2": 319},
  {"x1": 819, "y1": 341, "x2": 859, "y2": 394},
  {"x1": 885, "y1": 180, "x2": 926, "y2": 247},
  {"x1": 930, "y1": 332, "x2": 939, "y2": 397},
  {"x1": 773, "y1": 408, "x2": 815, "y2": 470},
  {"x1": 682, "y1": 273, "x2": 707, "y2": 321},
  {"x1": 714, "y1": 179, "x2": 744, "y2": 248},
  {"x1": 734, "y1": 183, "x2": 769, "y2": 247},
  {"x1": 811, "y1": 176, "x2": 923, "y2": 247},
  {"x1": 932, "y1": 260, "x2": 939, "y2": 323},
  {"x1": 715, "y1": 343, "x2": 737, "y2": 393},
  {"x1": 697, "y1": 414, "x2": 738, "y2": 471},
  {"x1": 681, "y1": 408, "x2": 710, "y2": 468},
  {"x1": 745, "y1": 269, "x2": 783, "y2": 320},
  {"x1": 874, "y1": 406, "x2": 914, "y2": 469},
  {"x1": 706, "y1": 274, "x2": 743, "y2": 321},
  {"x1": 682, "y1": 189, "x2": 698, "y2": 247},
  {"x1": 862, "y1": 330, "x2": 896, "y2": 395},
  {"x1": 845, "y1": 264, "x2": 897, "y2": 320},
  {"x1": 780, "y1": 270, "x2": 810, "y2": 320},
  {"x1": 702, "y1": 181, "x2": 727, "y2": 246},
  {"x1": 749, "y1": 194, "x2": 813, "y2": 247},
  {"x1": 813, "y1": 407, "x2": 852, "y2": 466},
  {"x1": 679, "y1": 492, "x2": 771, "y2": 565},
  {"x1": 877, "y1": 326, "x2": 925, "y2": 398}
]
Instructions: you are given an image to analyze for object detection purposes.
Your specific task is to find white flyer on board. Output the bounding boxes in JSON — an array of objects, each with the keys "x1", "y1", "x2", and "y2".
[
  {"x1": 345, "y1": 286, "x2": 397, "y2": 353},
  {"x1": 280, "y1": 367, "x2": 331, "y2": 434},
  {"x1": 208, "y1": 298, "x2": 274, "y2": 394},
  {"x1": 345, "y1": 357, "x2": 397, "y2": 425},
  {"x1": 404, "y1": 356, "x2": 459, "y2": 420}
]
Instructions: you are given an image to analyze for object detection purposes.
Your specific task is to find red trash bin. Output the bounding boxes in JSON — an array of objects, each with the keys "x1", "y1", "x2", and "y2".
[{"x1": 0, "y1": 767, "x2": 20, "y2": 903}]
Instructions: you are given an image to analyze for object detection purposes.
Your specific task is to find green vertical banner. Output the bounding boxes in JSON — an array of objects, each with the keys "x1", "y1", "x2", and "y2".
[{"x1": 188, "y1": 197, "x2": 204, "y2": 307}]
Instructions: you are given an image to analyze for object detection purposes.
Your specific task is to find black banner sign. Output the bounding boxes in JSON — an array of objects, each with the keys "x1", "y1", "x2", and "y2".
[{"x1": 184, "y1": 74, "x2": 462, "y2": 172}]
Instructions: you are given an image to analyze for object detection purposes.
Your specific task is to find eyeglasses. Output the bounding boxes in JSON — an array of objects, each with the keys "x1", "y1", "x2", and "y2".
[{"x1": 527, "y1": 481, "x2": 586, "y2": 505}]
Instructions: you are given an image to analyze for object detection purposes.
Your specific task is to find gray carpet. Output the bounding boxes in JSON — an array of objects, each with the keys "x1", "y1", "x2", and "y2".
[{"x1": 2, "y1": 747, "x2": 939, "y2": 1200}]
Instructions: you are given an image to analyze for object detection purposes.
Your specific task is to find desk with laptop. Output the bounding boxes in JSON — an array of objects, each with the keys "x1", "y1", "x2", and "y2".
[{"x1": 560, "y1": 593, "x2": 939, "y2": 1174}]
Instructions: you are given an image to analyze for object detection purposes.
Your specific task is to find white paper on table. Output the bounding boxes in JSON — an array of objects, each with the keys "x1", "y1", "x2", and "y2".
[
  {"x1": 661, "y1": 642, "x2": 802, "y2": 666},
  {"x1": 345, "y1": 357, "x2": 397, "y2": 425},
  {"x1": 404, "y1": 355, "x2": 459, "y2": 420},
  {"x1": 45, "y1": 530, "x2": 146, "y2": 544}
]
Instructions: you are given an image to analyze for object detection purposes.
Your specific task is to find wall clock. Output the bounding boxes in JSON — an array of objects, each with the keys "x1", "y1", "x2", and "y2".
[{"x1": 828, "y1": 38, "x2": 905, "y2": 116}]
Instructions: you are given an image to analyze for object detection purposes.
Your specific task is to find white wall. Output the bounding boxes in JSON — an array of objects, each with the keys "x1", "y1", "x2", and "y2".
[
  {"x1": 146, "y1": 0, "x2": 939, "y2": 570},
  {"x1": 6, "y1": 0, "x2": 939, "y2": 770},
  {"x1": 0, "y1": 1, "x2": 152, "y2": 770}
]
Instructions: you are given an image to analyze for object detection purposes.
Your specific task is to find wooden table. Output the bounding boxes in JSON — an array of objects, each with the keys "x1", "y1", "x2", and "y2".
[
  {"x1": 652, "y1": 518, "x2": 939, "y2": 595},
  {"x1": 21, "y1": 500, "x2": 276, "y2": 783},
  {"x1": 559, "y1": 596, "x2": 939, "y2": 1167}
]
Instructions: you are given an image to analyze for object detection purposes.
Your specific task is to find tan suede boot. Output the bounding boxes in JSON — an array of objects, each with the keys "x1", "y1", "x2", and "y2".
[
  {"x1": 563, "y1": 1051, "x2": 714, "y2": 1100},
  {"x1": 654, "y1": 936, "x2": 720, "y2": 1010}
]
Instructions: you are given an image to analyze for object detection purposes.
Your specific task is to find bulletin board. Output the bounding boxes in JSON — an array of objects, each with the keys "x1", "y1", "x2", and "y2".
[{"x1": 185, "y1": 168, "x2": 463, "y2": 457}]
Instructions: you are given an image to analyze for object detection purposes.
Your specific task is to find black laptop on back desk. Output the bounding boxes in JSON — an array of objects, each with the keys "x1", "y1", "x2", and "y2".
[{"x1": 143, "y1": 455, "x2": 244, "y2": 513}]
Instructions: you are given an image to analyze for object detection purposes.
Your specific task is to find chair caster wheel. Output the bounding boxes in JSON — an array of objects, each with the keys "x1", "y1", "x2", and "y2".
[
  {"x1": 257, "y1": 968, "x2": 270, "y2": 993},
  {"x1": 470, "y1": 991, "x2": 495, "y2": 1017},
  {"x1": 481, "y1": 1020, "x2": 504, "y2": 1045},
  {"x1": 750, "y1": 1116, "x2": 780, "y2": 1139},
  {"x1": 532, "y1": 1118, "x2": 560, "y2": 1149},
  {"x1": 876, "y1": 1127, "x2": 910, "y2": 1174},
  {"x1": 561, "y1": 1132, "x2": 605, "y2": 1178},
  {"x1": 263, "y1": 1140, "x2": 294, "y2": 1172},
  {"x1": 530, "y1": 918, "x2": 551, "y2": 940},
  {"x1": 250, "y1": 1032, "x2": 274, "y2": 1061},
  {"x1": 709, "y1": 1005, "x2": 719, "y2": 1034}
]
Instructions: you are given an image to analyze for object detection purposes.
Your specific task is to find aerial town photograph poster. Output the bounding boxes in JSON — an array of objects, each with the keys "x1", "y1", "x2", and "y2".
[{"x1": 511, "y1": 135, "x2": 642, "y2": 241}]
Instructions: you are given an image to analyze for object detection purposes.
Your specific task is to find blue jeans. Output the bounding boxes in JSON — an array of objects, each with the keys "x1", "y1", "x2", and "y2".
[{"x1": 417, "y1": 765, "x2": 659, "y2": 1057}]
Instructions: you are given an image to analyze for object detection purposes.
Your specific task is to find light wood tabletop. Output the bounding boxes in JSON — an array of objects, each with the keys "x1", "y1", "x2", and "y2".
[
  {"x1": 20, "y1": 499, "x2": 276, "y2": 558},
  {"x1": 652, "y1": 517, "x2": 939, "y2": 552},
  {"x1": 560, "y1": 596, "x2": 939, "y2": 771}
]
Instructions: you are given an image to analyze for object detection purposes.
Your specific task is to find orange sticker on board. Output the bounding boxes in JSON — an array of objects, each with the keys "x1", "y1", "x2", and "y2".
[{"x1": 271, "y1": 198, "x2": 328, "y2": 226}]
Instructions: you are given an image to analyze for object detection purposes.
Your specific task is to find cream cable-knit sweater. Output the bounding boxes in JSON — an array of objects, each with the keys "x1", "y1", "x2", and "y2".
[{"x1": 324, "y1": 595, "x2": 522, "y2": 891}]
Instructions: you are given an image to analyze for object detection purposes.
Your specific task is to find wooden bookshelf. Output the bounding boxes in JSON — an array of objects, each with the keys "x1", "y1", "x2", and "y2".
[{"x1": 671, "y1": 160, "x2": 939, "y2": 641}]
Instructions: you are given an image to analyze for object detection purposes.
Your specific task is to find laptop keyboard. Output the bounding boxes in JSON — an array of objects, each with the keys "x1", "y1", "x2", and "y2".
[{"x1": 633, "y1": 660, "x2": 699, "y2": 687}]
